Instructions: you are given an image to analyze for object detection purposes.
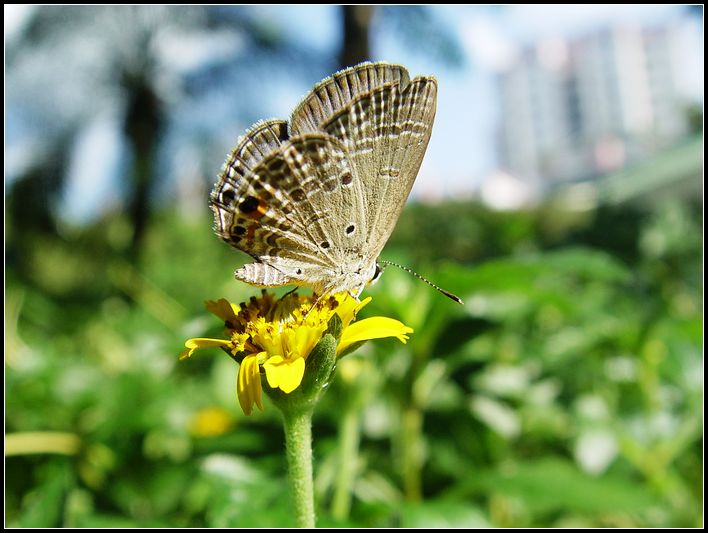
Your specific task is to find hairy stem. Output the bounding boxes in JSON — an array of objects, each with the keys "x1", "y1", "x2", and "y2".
[{"x1": 283, "y1": 407, "x2": 316, "y2": 528}]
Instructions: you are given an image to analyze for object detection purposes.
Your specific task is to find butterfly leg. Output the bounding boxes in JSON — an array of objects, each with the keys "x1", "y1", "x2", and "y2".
[{"x1": 302, "y1": 291, "x2": 331, "y2": 321}]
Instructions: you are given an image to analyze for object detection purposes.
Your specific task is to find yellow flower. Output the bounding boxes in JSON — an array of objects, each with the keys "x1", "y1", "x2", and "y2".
[
  {"x1": 180, "y1": 291, "x2": 413, "y2": 415},
  {"x1": 189, "y1": 407, "x2": 234, "y2": 438}
]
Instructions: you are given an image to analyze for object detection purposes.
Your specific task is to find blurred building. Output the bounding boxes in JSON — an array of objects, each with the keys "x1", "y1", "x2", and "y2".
[{"x1": 497, "y1": 19, "x2": 703, "y2": 191}]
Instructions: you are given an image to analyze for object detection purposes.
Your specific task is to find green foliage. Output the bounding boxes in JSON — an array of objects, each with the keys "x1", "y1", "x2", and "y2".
[{"x1": 5, "y1": 197, "x2": 702, "y2": 527}]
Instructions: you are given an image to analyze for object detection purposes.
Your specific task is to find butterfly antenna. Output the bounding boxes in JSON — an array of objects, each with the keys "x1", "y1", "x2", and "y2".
[{"x1": 378, "y1": 261, "x2": 463, "y2": 304}]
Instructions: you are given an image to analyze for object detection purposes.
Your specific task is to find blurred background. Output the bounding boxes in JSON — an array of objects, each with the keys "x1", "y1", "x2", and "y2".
[{"x1": 5, "y1": 5, "x2": 703, "y2": 527}]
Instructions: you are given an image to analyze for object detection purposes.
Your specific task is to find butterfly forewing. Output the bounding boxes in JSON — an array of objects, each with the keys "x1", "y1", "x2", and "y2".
[
  {"x1": 322, "y1": 76, "x2": 437, "y2": 263},
  {"x1": 290, "y1": 63, "x2": 410, "y2": 135}
]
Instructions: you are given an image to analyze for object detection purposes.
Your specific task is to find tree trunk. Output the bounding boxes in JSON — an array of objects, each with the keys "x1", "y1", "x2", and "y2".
[
  {"x1": 339, "y1": 6, "x2": 374, "y2": 69},
  {"x1": 123, "y1": 78, "x2": 162, "y2": 263}
]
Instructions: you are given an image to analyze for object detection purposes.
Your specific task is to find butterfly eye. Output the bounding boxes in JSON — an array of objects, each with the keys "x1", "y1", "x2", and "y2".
[{"x1": 370, "y1": 263, "x2": 383, "y2": 284}]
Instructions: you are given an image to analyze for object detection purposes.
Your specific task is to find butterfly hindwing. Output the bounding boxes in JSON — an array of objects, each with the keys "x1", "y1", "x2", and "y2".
[{"x1": 211, "y1": 119, "x2": 290, "y2": 248}]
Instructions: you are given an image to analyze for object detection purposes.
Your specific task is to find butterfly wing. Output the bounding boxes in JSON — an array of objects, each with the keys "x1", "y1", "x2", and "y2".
[
  {"x1": 290, "y1": 63, "x2": 410, "y2": 136},
  {"x1": 323, "y1": 77, "x2": 437, "y2": 265},
  {"x1": 290, "y1": 63, "x2": 437, "y2": 266},
  {"x1": 212, "y1": 62, "x2": 435, "y2": 294},
  {"x1": 211, "y1": 125, "x2": 367, "y2": 291}
]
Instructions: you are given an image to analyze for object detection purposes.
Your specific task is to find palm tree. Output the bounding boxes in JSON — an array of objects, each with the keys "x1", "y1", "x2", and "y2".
[
  {"x1": 338, "y1": 5, "x2": 464, "y2": 69},
  {"x1": 6, "y1": 6, "x2": 318, "y2": 264}
]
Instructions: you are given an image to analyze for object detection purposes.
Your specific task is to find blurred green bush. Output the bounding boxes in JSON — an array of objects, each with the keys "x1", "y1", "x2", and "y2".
[{"x1": 5, "y1": 196, "x2": 702, "y2": 527}]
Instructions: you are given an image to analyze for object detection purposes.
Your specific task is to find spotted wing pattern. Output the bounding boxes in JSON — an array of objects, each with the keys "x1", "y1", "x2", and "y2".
[
  {"x1": 212, "y1": 131, "x2": 367, "y2": 290},
  {"x1": 290, "y1": 63, "x2": 410, "y2": 135},
  {"x1": 210, "y1": 62, "x2": 437, "y2": 295},
  {"x1": 321, "y1": 77, "x2": 437, "y2": 265}
]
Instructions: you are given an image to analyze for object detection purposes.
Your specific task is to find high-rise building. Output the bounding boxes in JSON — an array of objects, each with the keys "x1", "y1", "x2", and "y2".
[{"x1": 497, "y1": 19, "x2": 702, "y2": 190}]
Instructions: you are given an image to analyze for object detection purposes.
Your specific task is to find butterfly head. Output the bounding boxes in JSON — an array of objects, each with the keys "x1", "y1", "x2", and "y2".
[
  {"x1": 370, "y1": 262, "x2": 384, "y2": 285},
  {"x1": 321, "y1": 258, "x2": 379, "y2": 298}
]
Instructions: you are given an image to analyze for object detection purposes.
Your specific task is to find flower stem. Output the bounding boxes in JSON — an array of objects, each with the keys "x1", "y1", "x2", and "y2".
[{"x1": 282, "y1": 407, "x2": 316, "y2": 528}]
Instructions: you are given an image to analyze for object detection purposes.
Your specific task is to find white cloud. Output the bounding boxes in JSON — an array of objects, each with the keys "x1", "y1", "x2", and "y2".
[{"x1": 460, "y1": 15, "x2": 518, "y2": 72}]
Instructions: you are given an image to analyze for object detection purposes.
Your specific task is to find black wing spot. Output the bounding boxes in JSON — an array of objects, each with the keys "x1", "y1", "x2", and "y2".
[
  {"x1": 239, "y1": 195, "x2": 259, "y2": 213},
  {"x1": 221, "y1": 189, "x2": 236, "y2": 204}
]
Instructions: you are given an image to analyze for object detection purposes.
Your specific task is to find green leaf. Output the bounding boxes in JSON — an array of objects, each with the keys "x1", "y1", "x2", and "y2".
[
  {"x1": 15, "y1": 460, "x2": 72, "y2": 528},
  {"x1": 399, "y1": 499, "x2": 491, "y2": 528},
  {"x1": 465, "y1": 457, "x2": 659, "y2": 514}
]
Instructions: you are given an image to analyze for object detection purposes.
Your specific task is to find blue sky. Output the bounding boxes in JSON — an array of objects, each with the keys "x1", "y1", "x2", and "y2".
[
  {"x1": 5, "y1": 5, "x2": 698, "y2": 223},
  {"x1": 252, "y1": 5, "x2": 692, "y2": 201}
]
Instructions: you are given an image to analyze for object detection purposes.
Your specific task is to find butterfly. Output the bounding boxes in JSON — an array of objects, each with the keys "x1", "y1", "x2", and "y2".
[{"x1": 210, "y1": 61, "x2": 441, "y2": 299}]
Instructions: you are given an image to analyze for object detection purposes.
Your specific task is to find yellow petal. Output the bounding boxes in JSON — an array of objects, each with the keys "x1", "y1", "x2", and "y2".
[
  {"x1": 237, "y1": 354, "x2": 264, "y2": 416},
  {"x1": 263, "y1": 355, "x2": 306, "y2": 394},
  {"x1": 335, "y1": 294, "x2": 372, "y2": 327},
  {"x1": 250, "y1": 319, "x2": 281, "y2": 355},
  {"x1": 354, "y1": 296, "x2": 373, "y2": 314},
  {"x1": 263, "y1": 355, "x2": 285, "y2": 389},
  {"x1": 292, "y1": 325, "x2": 327, "y2": 360},
  {"x1": 179, "y1": 338, "x2": 233, "y2": 360},
  {"x1": 338, "y1": 317, "x2": 414, "y2": 355},
  {"x1": 205, "y1": 298, "x2": 239, "y2": 323}
]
